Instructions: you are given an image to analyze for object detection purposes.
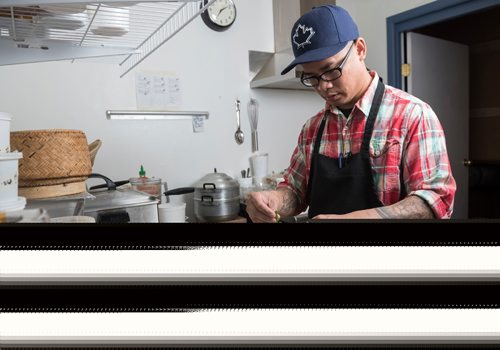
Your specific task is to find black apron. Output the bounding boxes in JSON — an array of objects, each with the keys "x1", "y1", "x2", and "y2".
[{"x1": 306, "y1": 80, "x2": 385, "y2": 218}]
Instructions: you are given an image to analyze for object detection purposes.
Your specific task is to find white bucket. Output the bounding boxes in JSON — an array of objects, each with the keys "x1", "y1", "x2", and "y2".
[
  {"x1": 158, "y1": 202, "x2": 186, "y2": 223},
  {"x1": 0, "y1": 112, "x2": 12, "y2": 153},
  {"x1": 0, "y1": 152, "x2": 22, "y2": 203}
]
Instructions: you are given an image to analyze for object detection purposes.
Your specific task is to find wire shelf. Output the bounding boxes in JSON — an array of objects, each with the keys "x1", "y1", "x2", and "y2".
[{"x1": 0, "y1": 0, "x2": 215, "y2": 76}]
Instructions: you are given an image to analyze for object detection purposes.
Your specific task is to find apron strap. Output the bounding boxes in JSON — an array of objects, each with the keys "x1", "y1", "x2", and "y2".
[
  {"x1": 360, "y1": 79, "x2": 385, "y2": 156},
  {"x1": 305, "y1": 115, "x2": 328, "y2": 204}
]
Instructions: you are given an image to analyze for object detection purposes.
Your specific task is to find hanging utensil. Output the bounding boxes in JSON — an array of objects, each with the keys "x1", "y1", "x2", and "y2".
[
  {"x1": 247, "y1": 98, "x2": 259, "y2": 153},
  {"x1": 234, "y1": 99, "x2": 244, "y2": 145}
]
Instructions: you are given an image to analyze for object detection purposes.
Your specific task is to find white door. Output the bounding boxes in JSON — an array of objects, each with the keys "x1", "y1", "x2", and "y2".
[{"x1": 406, "y1": 32, "x2": 469, "y2": 219}]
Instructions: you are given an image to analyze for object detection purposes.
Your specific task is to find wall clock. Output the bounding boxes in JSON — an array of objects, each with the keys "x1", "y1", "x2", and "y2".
[{"x1": 200, "y1": 0, "x2": 237, "y2": 32}]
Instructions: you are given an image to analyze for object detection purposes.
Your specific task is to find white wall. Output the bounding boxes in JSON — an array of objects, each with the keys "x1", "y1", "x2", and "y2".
[
  {"x1": 337, "y1": 0, "x2": 435, "y2": 82},
  {"x1": 0, "y1": 0, "x2": 434, "y2": 220},
  {"x1": 0, "y1": 0, "x2": 324, "y2": 219}
]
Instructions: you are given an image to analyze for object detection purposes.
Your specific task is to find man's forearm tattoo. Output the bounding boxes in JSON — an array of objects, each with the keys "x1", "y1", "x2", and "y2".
[{"x1": 375, "y1": 195, "x2": 435, "y2": 219}]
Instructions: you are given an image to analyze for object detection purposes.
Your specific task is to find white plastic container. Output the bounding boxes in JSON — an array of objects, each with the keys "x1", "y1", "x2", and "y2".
[
  {"x1": 0, "y1": 152, "x2": 22, "y2": 202},
  {"x1": 0, "y1": 196, "x2": 26, "y2": 214},
  {"x1": 158, "y1": 202, "x2": 186, "y2": 223},
  {"x1": 90, "y1": 6, "x2": 129, "y2": 36},
  {"x1": 39, "y1": 11, "x2": 88, "y2": 31},
  {"x1": 237, "y1": 176, "x2": 253, "y2": 204},
  {"x1": 39, "y1": 4, "x2": 87, "y2": 15},
  {"x1": 250, "y1": 152, "x2": 269, "y2": 187},
  {"x1": 0, "y1": 112, "x2": 12, "y2": 153}
]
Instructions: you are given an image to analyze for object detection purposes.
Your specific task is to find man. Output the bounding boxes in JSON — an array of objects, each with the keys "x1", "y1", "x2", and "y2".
[{"x1": 246, "y1": 5, "x2": 456, "y2": 222}]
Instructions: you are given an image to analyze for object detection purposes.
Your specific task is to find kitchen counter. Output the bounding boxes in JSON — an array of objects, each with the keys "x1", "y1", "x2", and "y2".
[{"x1": 219, "y1": 215, "x2": 247, "y2": 223}]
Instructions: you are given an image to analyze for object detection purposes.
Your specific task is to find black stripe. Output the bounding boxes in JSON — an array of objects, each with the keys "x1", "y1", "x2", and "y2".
[
  {"x1": 1, "y1": 221, "x2": 499, "y2": 248},
  {"x1": 2, "y1": 283, "x2": 499, "y2": 311}
]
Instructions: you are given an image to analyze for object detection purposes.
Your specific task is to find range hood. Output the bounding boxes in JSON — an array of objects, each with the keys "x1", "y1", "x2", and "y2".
[
  {"x1": 249, "y1": 0, "x2": 333, "y2": 90},
  {"x1": 249, "y1": 48, "x2": 304, "y2": 90}
]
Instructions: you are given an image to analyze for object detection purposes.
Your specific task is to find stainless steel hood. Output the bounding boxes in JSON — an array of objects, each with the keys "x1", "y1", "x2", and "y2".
[
  {"x1": 249, "y1": 48, "x2": 306, "y2": 90},
  {"x1": 249, "y1": 0, "x2": 333, "y2": 90}
]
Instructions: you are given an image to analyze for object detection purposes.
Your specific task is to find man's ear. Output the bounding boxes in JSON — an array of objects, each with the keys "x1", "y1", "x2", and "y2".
[{"x1": 355, "y1": 37, "x2": 367, "y2": 61}]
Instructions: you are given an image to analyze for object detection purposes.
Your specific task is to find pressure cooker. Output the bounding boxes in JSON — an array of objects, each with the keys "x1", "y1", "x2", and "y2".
[{"x1": 165, "y1": 169, "x2": 240, "y2": 223}]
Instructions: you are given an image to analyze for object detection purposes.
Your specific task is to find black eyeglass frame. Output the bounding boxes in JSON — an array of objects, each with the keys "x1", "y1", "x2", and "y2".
[{"x1": 300, "y1": 40, "x2": 357, "y2": 88}]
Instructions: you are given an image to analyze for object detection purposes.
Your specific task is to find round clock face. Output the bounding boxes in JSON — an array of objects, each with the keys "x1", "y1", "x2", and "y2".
[{"x1": 201, "y1": 0, "x2": 236, "y2": 31}]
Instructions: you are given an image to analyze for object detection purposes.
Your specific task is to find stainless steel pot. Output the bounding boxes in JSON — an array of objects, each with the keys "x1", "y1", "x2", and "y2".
[
  {"x1": 193, "y1": 169, "x2": 240, "y2": 222},
  {"x1": 84, "y1": 173, "x2": 160, "y2": 223}
]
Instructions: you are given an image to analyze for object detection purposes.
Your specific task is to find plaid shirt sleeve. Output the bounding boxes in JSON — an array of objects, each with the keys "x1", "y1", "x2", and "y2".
[
  {"x1": 278, "y1": 122, "x2": 312, "y2": 214},
  {"x1": 403, "y1": 103, "x2": 456, "y2": 219}
]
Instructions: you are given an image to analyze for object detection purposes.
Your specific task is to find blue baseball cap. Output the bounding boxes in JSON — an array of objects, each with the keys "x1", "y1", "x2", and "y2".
[{"x1": 281, "y1": 5, "x2": 359, "y2": 75}]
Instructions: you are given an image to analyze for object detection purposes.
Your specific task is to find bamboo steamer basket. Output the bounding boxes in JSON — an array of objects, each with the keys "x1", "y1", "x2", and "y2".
[{"x1": 10, "y1": 129, "x2": 92, "y2": 199}]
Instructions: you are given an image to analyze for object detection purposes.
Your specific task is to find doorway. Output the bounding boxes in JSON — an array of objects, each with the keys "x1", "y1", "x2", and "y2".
[{"x1": 387, "y1": 0, "x2": 500, "y2": 219}]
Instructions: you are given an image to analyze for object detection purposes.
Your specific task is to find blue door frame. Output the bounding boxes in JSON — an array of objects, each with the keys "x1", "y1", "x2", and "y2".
[{"x1": 387, "y1": 0, "x2": 500, "y2": 88}]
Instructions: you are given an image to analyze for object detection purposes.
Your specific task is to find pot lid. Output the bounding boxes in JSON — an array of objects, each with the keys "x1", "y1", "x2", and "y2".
[
  {"x1": 84, "y1": 188, "x2": 159, "y2": 212},
  {"x1": 194, "y1": 169, "x2": 239, "y2": 190}
]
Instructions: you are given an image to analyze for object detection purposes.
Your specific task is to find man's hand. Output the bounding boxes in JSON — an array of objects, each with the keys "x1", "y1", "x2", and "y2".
[
  {"x1": 245, "y1": 191, "x2": 281, "y2": 223},
  {"x1": 246, "y1": 187, "x2": 300, "y2": 223}
]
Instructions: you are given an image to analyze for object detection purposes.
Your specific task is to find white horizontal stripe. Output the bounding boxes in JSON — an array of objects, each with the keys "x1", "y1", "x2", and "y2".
[
  {"x1": 1, "y1": 310, "x2": 500, "y2": 343},
  {"x1": 1, "y1": 247, "x2": 499, "y2": 281}
]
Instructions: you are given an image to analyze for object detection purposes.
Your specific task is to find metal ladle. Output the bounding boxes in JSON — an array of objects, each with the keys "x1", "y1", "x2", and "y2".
[{"x1": 234, "y1": 99, "x2": 244, "y2": 145}]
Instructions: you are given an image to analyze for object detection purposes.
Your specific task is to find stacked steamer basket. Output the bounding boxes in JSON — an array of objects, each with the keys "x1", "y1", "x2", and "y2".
[
  {"x1": 10, "y1": 129, "x2": 92, "y2": 200},
  {"x1": 0, "y1": 112, "x2": 26, "y2": 214}
]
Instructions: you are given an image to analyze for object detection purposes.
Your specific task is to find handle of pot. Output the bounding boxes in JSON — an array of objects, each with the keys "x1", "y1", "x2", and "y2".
[
  {"x1": 164, "y1": 187, "x2": 195, "y2": 196},
  {"x1": 88, "y1": 173, "x2": 117, "y2": 191},
  {"x1": 203, "y1": 183, "x2": 216, "y2": 190},
  {"x1": 201, "y1": 195, "x2": 214, "y2": 203},
  {"x1": 89, "y1": 179, "x2": 129, "y2": 191}
]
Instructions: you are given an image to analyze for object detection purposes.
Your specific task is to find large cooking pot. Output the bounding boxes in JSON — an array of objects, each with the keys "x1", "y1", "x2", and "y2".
[
  {"x1": 84, "y1": 173, "x2": 160, "y2": 223},
  {"x1": 193, "y1": 169, "x2": 240, "y2": 222},
  {"x1": 163, "y1": 170, "x2": 239, "y2": 223}
]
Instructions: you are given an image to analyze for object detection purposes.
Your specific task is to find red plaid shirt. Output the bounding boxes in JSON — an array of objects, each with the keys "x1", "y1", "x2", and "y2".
[{"x1": 278, "y1": 71, "x2": 456, "y2": 219}]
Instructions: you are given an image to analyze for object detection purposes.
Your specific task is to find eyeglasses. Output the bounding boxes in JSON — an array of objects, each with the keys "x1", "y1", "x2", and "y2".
[{"x1": 300, "y1": 41, "x2": 356, "y2": 88}]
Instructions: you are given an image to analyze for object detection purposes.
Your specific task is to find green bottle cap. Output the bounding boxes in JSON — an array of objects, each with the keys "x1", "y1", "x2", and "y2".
[{"x1": 139, "y1": 165, "x2": 146, "y2": 177}]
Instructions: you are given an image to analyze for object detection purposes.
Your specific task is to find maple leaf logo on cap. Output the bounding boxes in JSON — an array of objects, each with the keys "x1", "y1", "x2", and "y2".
[{"x1": 292, "y1": 24, "x2": 315, "y2": 50}]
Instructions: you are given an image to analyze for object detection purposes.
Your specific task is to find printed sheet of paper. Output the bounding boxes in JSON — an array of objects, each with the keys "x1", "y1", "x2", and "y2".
[{"x1": 136, "y1": 70, "x2": 182, "y2": 110}]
